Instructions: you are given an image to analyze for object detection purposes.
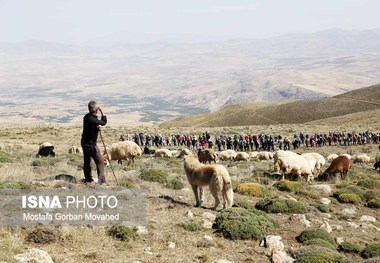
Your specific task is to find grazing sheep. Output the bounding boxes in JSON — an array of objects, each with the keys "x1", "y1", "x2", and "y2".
[
  {"x1": 36, "y1": 142, "x2": 55, "y2": 157},
  {"x1": 68, "y1": 146, "x2": 82, "y2": 154},
  {"x1": 273, "y1": 150, "x2": 313, "y2": 181},
  {"x1": 218, "y1": 150, "x2": 237, "y2": 161},
  {"x1": 249, "y1": 152, "x2": 258, "y2": 159},
  {"x1": 103, "y1": 141, "x2": 142, "y2": 167},
  {"x1": 198, "y1": 149, "x2": 218, "y2": 164},
  {"x1": 339, "y1": 153, "x2": 352, "y2": 160},
  {"x1": 320, "y1": 156, "x2": 351, "y2": 181},
  {"x1": 154, "y1": 148, "x2": 172, "y2": 158},
  {"x1": 234, "y1": 152, "x2": 250, "y2": 162},
  {"x1": 353, "y1": 154, "x2": 371, "y2": 163},
  {"x1": 301, "y1": 152, "x2": 326, "y2": 174},
  {"x1": 257, "y1": 151, "x2": 274, "y2": 161},
  {"x1": 143, "y1": 146, "x2": 156, "y2": 155},
  {"x1": 327, "y1": 153, "x2": 338, "y2": 162},
  {"x1": 176, "y1": 148, "x2": 192, "y2": 158},
  {"x1": 374, "y1": 161, "x2": 380, "y2": 170},
  {"x1": 184, "y1": 155, "x2": 233, "y2": 210}
]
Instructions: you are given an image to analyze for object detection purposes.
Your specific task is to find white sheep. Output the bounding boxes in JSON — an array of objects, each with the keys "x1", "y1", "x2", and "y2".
[
  {"x1": 103, "y1": 141, "x2": 142, "y2": 167},
  {"x1": 217, "y1": 150, "x2": 237, "y2": 161},
  {"x1": 68, "y1": 146, "x2": 82, "y2": 154},
  {"x1": 257, "y1": 151, "x2": 274, "y2": 161},
  {"x1": 353, "y1": 154, "x2": 371, "y2": 163},
  {"x1": 339, "y1": 153, "x2": 352, "y2": 160},
  {"x1": 154, "y1": 148, "x2": 173, "y2": 158},
  {"x1": 234, "y1": 152, "x2": 250, "y2": 162},
  {"x1": 327, "y1": 153, "x2": 338, "y2": 162},
  {"x1": 301, "y1": 152, "x2": 326, "y2": 174},
  {"x1": 274, "y1": 150, "x2": 313, "y2": 182},
  {"x1": 249, "y1": 152, "x2": 258, "y2": 159}
]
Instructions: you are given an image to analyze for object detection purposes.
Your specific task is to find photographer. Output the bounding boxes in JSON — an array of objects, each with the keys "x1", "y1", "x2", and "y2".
[{"x1": 81, "y1": 101, "x2": 107, "y2": 184}]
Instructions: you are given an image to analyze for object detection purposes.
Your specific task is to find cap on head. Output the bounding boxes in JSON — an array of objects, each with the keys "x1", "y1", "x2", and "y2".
[{"x1": 88, "y1": 101, "x2": 98, "y2": 113}]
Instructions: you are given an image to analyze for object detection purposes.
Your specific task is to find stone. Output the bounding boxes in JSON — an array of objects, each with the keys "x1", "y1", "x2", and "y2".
[
  {"x1": 347, "y1": 222, "x2": 359, "y2": 228},
  {"x1": 271, "y1": 249, "x2": 295, "y2": 263},
  {"x1": 341, "y1": 207, "x2": 356, "y2": 215},
  {"x1": 264, "y1": 235, "x2": 285, "y2": 253},
  {"x1": 200, "y1": 219, "x2": 213, "y2": 229},
  {"x1": 290, "y1": 214, "x2": 311, "y2": 227},
  {"x1": 185, "y1": 210, "x2": 194, "y2": 219},
  {"x1": 310, "y1": 184, "x2": 332, "y2": 195},
  {"x1": 360, "y1": 215, "x2": 376, "y2": 222},
  {"x1": 320, "y1": 219, "x2": 332, "y2": 233},
  {"x1": 359, "y1": 223, "x2": 380, "y2": 231},
  {"x1": 197, "y1": 235, "x2": 216, "y2": 248},
  {"x1": 203, "y1": 235, "x2": 213, "y2": 241},
  {"x1": 14, "y1": 248, "x2": 53, "y2": 263},
  {"x1": 213, "y1": 260, "x2": 234, "y2": 263},
  {"x1": 202, "y1": 212, "x2": 216, "y2": 221},
  {"x1": 332, "y1": 224, "x2": 344, "y2": 231},
  {"x1": 336, "y1": 237, "x2": 344, "y2": 244},
  {"x1": 320, "y1": 198, "x2": 331, "y2": 205},
  {"x1": 168, "y1": 241, "x2": 176, "y2": 249},
  {"x1": 144, "y1": 246, "x2": 153, "y2": 255},
  {"x1": 135, "y1": 226, "x2": 148, "y2": 236}
]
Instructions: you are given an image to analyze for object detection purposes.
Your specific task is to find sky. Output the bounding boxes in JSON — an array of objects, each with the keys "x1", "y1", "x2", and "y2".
[{"x1": 0, "y1": 0, "x2": 379, "y2": 45}]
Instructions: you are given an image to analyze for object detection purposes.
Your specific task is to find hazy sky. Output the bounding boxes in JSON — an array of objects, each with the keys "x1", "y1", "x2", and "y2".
[{"x1": 0, "y1": 0, "x2": 379, "y2": 44}]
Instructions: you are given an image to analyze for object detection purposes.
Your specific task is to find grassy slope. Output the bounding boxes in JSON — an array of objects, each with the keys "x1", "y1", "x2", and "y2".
[{"x1": 160, "y1": 83, "x2": 380, "y2": 128}]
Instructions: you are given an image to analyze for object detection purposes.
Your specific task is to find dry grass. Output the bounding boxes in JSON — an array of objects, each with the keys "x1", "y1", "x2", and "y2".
[{"x1": 0, "y1": 124, "x2": 379, "y2": 262}]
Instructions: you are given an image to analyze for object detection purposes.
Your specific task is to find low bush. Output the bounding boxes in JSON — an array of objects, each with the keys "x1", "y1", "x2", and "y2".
[
  {"x1": 178, "y1": 222, "x2": 201, "y2": 232},
  {"x1": 367, "y1": 198, "x2": 380, "y2": 208},
  {"x1": 31, "y1": 157, "x2": 61, "y2": 167},
  {"x1": 338, "y1": 241, "x2": 364, "y2": 254},
  {"x1": 296, "y1": 249, "x2": 352, "y2": 263},
  {"x1": 255, "y1": 197, "x2": 306, "y2": 214},
  {"x1": 303, "y1": 238, "x2": 336, "y2": 250},
  {"x1": 165, "y1": 178, "x2": 185, "y2": 190},
  {"x1": 275, "y1": 180, "x2": 303, "y2": 193},
  {"x1": 139, "y1": 169, "x2": 167, "y2": 183},
  {"x1": 215, "y1": 207, "x2": 278, "y2": 240},
  {"x1": 236, "y1": 183, "x2": 272, "y2": 197},
  {"x1": 118, "y1": 178, "x2": 135, "y2": 189},
  {"x1": 26, "y1": 228, "x2": 61, "y2": 244},
  {"x1": 0, "y1": 151, "x2": 12, "y2": 163},
  {"x1": 314, "y1": 204, "x2": 330, "y2": 213},
  {"x1": 361, "y1": 243, "x2": 380, "y2": 258},
  {"x1": 337, "y1": 193, "x2": 362, "y2": 204},
  {"x1": 0, "y1": 181, "x2": 31, "y2": 190},
  {"x1": 296, "y1": 228, "x2": 336, "y2": 247},
  {"x1": 107, "y1": 226, "x2": 135, "y2": 241},
  {"x1": 357, "y1": 179, "x2": 380, "y2": 190}
]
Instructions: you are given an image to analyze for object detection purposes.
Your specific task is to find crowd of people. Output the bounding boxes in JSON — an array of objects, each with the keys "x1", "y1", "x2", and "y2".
[{"x1": 120, "y1": 130, "x2": 380, "y2": 152}]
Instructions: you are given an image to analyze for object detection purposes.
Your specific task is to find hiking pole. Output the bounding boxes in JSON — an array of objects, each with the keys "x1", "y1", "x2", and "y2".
[{"x1": 99, "y1": 128, "x2": 119, "y2": 185}]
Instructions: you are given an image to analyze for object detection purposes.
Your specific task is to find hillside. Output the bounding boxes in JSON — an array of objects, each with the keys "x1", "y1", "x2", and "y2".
[{"x1": 160, "y1": 83, "x2": 380, "y2": 128}]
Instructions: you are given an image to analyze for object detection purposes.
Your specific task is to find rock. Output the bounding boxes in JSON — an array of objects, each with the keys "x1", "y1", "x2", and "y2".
[
  {"x1": 200, "y1": 219, "x2": 213, "y2": 229},
  {"x1": 271, "y1": 249, "x2": 295, "y2": 263},
  {"x1": 320, "y1": 219, "x2": 332, "y2": 233},
  {"x1": 320, "y1": 198, "x2": 331, "y2": 205},
  {"x1": 290, "y1": 214, "x2": 311, "y2": 227},
  {"x1": 14, "y1": 248, "x2": 53, "y2": 263},
  {"x1": 285, "y1": 195, "x2": 297, "y2": 201},
  {"x1": 359, "y1": 223, "x2": 380, "y2": 231},
  {"x1": 213, "y1": 260, "x2": 234, "y2": 263},
  {"x1": 197, "y1": 235, "x2": 216, "y2": 248},
  {"x1": 341, "y1": 207, "x2": 356, "y2": 215},
  {"x1": 202, "y1": 212, "x2": 216, "y2": 221},
  {"x1": 336, "y1": 237, "x2": 344, "y2": 244},
  {"x1": 185, "y1": 210, "x2": 194, "y2": 219},
  {"x1": 347, "y1": 222, "x2": 359, "y2": 228},
  {"x1": 360, "y1": 215, "x2": 376, "y2": 222},
  {"x1": 332, "y1": 224, "x2": 344, "y2": 231},
  {"x1": 321, "y1": 213, "x2": 332, "y2": 219},
  {"x1": 144, "y1": 246, "x2": 153, "y2": 255},
  {"x1": 168, "y1": 241, "x2": 176, "y2": 249},
  {"x1": 263, "y1": 235, "x2": 285, "y2": 254},
  {"x1": 135, "y1": 226, "x2": 148, "y2": 236},
  {"x1": 181, "y1": 188, "x2": 191, "y2": 192},
  {"x1": 203, "y1": 235, "x2": 213, "y2": 241},
  {"x1": 310, "y1": 184, "x2": 332, "y2": 195}
]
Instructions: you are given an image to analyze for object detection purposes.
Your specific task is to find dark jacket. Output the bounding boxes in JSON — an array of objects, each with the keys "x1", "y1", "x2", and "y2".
[{"x1": 81, "y1": 113, "x2": 107, "y2": 145}]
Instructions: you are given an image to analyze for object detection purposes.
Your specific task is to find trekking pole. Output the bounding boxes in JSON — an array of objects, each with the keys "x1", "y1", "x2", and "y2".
[{"x1": 99, "y1": 128, "x2": 119, "y2": 185}]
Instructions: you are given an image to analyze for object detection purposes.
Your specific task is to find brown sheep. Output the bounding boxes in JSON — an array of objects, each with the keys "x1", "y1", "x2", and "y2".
[
  {"x1": 198, "y1": 148, "x2": 217, "y2": 164},
  {"x1": 319, "y1": 156, "x2": 351, "y2": 181}
]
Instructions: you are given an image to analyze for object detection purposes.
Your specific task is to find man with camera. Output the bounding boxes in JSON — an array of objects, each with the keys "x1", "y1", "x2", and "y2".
[{"x1": 81, "y1": 101, "x2": 107, "y2": 184}]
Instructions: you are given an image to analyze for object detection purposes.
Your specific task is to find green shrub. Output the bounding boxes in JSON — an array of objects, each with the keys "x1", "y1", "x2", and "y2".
[
  {"x1": 296, "y1": 228, "x2": 336, "y2": 247},
  {"x1": 303, "y1": 238, "x2": 336, "y2": 249},
  {"x1": 236, "y1": 183, "x2": 272, "y2": 197},
  {"x1": 215, "y1": 207, "x2": 278, "y2": 240},
  {"x1": 338, "y1": 241, "x2": 364, "y2": 254},
  {"x1": 296, "y1": 250, "x2": 352, "y2": 263},
  {"x1": 26, "y1": 228, "x2": 61, "y2": 244},
  {"x1": 361, "y1": 243, "x2": 380, "y2": 258},
  {"x1": 178, "y1": 222, "x2": 200, "y2": 232},
  {"x1": 363, "y1": 191, "x2": 380, "y2": 202},
  {"x1": 118, "y1": 178, "x2": 135, "y2": 189},
  {"x1": 367, "y1": 198, "x2": 380, "y2": 208},
  {"x1": 314, "y1": 204, "x2": 330, "y2": 213},
  {"x1": 357, "y1": 179, "x2": 380, "y2": 190},
  {"x1": 0, "y1": 181, "x2": 31, "y2": 190},
  {"x1": 333, "y1": 186, "x2": 365, "y2": 199},
  {"x1": 337, "y1": 193, "x2": 362, "y2": 204},
  {"x1": 107, "y1": 226, "x2": 135, "y2": 241},
  {"x1": 0, "y1": 151, "x2": 12, "y2": 163},
  {"x1": 139, "y1": 169, "x2": 167, "y2": 183},
  {"x1": 165, "y1": 178, "x2": 185, "y2": 190},
  {"x1": 31, "y1": 157, "x2": 60, "y2": 167},
  {"x1": 255, "y1": 197, "x2": 306, "y2": 214},
  {"x1": 275, "y1": 180, "x2": 303, "y2": 192}
]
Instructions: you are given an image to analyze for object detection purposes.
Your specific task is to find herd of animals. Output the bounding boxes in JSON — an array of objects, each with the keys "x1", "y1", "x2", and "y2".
[{"x1": 35, "y1": 137, "x2": 380, "y2": 210}]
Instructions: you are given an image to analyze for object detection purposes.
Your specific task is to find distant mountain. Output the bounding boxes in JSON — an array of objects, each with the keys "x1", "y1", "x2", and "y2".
[
  {"x1": 160, "y1": 83, "x2": 380, "y2": 128},
  {"x1": 1, "y1": 28, "x2": 380, "y2": 126}
]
